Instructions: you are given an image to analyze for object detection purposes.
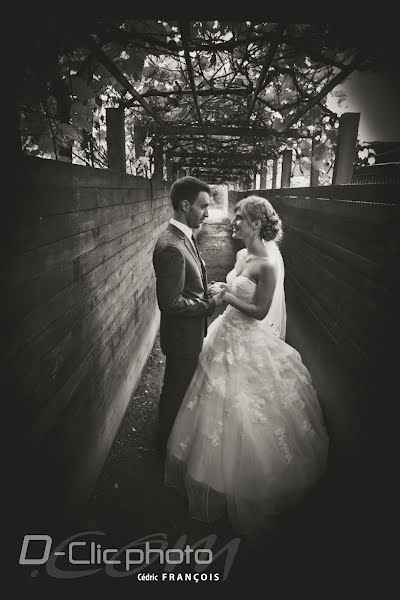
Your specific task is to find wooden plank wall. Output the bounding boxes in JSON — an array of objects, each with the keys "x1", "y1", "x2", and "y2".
[
  {"x1": 228, "y1": 185, "x2": 399, "y2": 477},
  {"x1": 5, "y1": 156, "x2": 172, "y2": 527}
]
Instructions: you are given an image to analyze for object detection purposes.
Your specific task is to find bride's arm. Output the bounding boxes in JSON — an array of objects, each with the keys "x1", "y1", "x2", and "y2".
[{"x1": 223, "y1": 262, "x2": 277, "y2": 320}]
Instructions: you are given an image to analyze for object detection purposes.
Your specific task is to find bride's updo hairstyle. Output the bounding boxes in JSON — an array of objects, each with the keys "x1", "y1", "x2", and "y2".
[{"x1": 235, "y1": 195, "x2": 283, "y2": 243}]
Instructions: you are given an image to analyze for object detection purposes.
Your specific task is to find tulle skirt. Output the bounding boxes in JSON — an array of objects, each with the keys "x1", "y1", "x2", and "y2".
[{"x1": 165, "y1": 310, "x2": 329, "y2": 538}]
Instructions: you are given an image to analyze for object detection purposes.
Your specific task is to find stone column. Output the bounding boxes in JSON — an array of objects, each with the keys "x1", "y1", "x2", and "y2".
[
  {"x1": 310, "y1": 137, "x2": 320, "y2": 186},
  {"x1": 243, "y1": 171, "x2": 252, "y2": 190},
  {"x1": 106, "y1": 108, "x2": 126, "y2": 172},
  {"x1": 166, "y1": 155, "x2": 173, "y2": 181},
  {"x1": 134, "y1": 124, "x2": 146, "y2": 159},
  {"x1": 281, "y1": 149, "x2": 292, "y2": 188},
  {"x1": 260, "y1": 160, "x2": 267, "y2": 188},
  {"x1": 171, "y1": 160, "x2": 179, "y2": 181},
  {"x1": 152, "y1": 141, "x2": 164, "y2": 179},
  {"x1": 332, "y1": 112, "x2": 360, "y2": 184},
  {"x1": 272, "y1": 157, "x2": 278, "y2": 189},
  {"x1": 177, "y1": 167, "x2": 186, "y2": 179}
]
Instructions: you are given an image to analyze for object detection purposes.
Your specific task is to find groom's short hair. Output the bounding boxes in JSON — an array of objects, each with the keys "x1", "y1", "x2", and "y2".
[{"x1": 170, "y1": 176, "x2": 211, "y2": 210}]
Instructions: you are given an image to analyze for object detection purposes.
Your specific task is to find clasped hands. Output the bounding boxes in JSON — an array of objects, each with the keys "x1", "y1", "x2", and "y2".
[{"x1": 208, "y1": 281, "x2": 229, "y2": 306}]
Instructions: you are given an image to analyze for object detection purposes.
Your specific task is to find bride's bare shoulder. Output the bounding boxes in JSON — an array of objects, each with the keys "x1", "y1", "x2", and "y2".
[{"x1": 236, "y1": 247, "x2": 247, "y2": 260}]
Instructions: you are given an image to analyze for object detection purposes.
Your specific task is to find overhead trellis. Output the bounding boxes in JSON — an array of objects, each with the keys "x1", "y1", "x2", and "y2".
[{"x1": 18, "y1": 18, "x2": 385, "y2": 183}]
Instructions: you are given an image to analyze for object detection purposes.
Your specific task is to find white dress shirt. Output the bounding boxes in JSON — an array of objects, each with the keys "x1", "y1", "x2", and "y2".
[{"x1": 169, "y1": 218, "x2": 197, "y2": 253}]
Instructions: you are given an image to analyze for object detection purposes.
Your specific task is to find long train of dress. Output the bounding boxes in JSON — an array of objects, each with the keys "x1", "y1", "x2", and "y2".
[{"x1": 165, "y1": 245, "x2": 329, "y2": 537}]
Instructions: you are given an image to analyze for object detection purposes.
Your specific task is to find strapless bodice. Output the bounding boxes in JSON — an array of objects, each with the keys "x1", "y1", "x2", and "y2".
[{"x1": 226, "y1": 268, "x2": 256, "y2": 302}]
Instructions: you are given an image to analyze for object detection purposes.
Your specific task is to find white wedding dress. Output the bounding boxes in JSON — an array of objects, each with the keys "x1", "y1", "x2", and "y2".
[{"x1": 165, "y1": 245, "x2": 329, "y2": 538}]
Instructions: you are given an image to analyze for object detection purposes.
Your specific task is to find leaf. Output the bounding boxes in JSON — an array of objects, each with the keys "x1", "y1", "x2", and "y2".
[
  {"x1": 129, "y1": 20, "x2": 168, "y2": 55},
  {"x1": 70, "y1": 102, "x2": 93, "y2": 129},
  {"x1": 272, "y1": 118, "x2": 284, "y2": 132},
  {"x1": 118, "y1": 49, "x2": 147, "y2": 80},
  {"x1": 143, "y1": 65, "x2": 158, "y2": 80},
  {"x1": 59, "y1": 123, "x2": 81, "y2": 141},
  {"x1": 199, "y1": 56, "x2": 209, "y2": 69},
  {"x1": 22, "y1": 110, "x2": 45, "y2": 136},
  {"x1": 37, "y1": 133, "x2": 56, "y2": 155},
  {"x1": 71, "y1": 76, "x2": 95, "y2": 101}
]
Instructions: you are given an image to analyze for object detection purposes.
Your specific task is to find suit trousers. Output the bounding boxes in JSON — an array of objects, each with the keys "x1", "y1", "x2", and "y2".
[{"x1": 157, "y1": 354, "x2": 198, "y2": 456}]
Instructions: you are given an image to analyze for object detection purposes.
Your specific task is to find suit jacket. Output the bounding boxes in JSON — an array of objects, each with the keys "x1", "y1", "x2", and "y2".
[{"x1": 153, "y1": 223, "x2": 215, "y2": 358}]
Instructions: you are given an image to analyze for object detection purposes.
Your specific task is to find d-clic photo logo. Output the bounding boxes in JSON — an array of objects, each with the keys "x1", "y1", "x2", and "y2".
[{"x1": 19, "y1": 530, "x2": 241, "y2": 582}]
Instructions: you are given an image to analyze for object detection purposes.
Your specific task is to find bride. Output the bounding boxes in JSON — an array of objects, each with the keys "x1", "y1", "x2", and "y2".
[{"x1": 165, "y1": 195, "x2": 329, "y2": 539}]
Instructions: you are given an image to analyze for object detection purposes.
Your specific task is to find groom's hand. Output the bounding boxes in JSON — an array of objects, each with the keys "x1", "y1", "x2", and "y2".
[
  {"x1": 208, "y1": 281, "x2": 228, "y2": 296},
  {"x1": 213, "y1": 290, "x2": 227, "y2": 307}
]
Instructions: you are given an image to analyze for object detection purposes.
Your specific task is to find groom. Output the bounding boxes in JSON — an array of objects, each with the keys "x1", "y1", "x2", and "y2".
[{"x1": 153, "y1": 176, "x2": 224, "y2": 459}]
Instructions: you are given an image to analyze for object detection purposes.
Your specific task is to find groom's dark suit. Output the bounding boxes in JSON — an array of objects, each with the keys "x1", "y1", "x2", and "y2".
[{"x1": 153, "y1": 223, "x2": 215, "y2": 455}]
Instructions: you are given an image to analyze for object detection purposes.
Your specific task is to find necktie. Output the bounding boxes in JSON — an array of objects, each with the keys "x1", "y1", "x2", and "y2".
[{"x1": 191, "y1": 234, "x2": 207, "y2": 292}]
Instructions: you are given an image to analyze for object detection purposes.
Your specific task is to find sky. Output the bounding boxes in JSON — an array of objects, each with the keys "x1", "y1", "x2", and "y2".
[{"x1": 327, "y1": 66, "x2": 400, "y2": 143}]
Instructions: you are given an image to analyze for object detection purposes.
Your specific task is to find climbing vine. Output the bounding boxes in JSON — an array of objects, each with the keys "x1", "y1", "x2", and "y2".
[{"x1": 18, "y1": 19, "x2": 380, "y2": 183}]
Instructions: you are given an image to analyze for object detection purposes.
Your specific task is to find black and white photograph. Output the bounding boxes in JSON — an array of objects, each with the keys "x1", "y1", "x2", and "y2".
[{"x1": 11, "y1": 17, "x2": 399, "y2": 592}]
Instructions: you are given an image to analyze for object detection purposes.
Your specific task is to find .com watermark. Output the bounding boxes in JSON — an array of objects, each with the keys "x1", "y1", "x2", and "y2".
[{"x1": 19, "y1": 531, "x2": 241, "y2": 581}]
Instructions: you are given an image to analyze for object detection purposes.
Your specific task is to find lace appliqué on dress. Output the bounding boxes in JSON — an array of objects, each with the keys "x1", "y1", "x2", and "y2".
[
  {"x1": 274, "y1": 427, "x2": 293, "y2": 464},
  {"x1": 207, "y1": 420, "x2": 224, "y2": 447}
]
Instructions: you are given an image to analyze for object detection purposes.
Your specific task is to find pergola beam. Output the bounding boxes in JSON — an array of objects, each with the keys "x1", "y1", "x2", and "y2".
[
  {"x1": 199, "y1": 178, "x2": 240, "y2": 183},
  {"x1": 87, "y1": 35, "x2": 165, "y2": 126},
  {"x1": 177, "y1": 156, "x2": 263, "y2": 165},
  {"x1": 246, "y1": 23, "x2": 285, "y2": 121},
  {"x1": 170, "y1": 153, "x2": 269, "y2": 164},
  {"x1": 167, "y1": 150, "x2": 267, "y2": 159},
  {"x1": 167, "y1": 141, "x2": 263, "y2": 151},
  {"x1": 178, "y1": 21, "x2": 208, "y2": 146},
  {"x1": 176, "y1": 163, "x2": 264, "y2": 170},
  {"x1": 180, "y1": 164, "x2": 259, "y2": 171},
  {"x1": 153, "y1": 125, "x2": 309, "y2": 138},
  {"x1": 188, "y1": 166, "x2": 254, "y2": 173},
  {"x1": 191, "y1": 171, "x2": 244, "y2": 175},
  {"x1": 123, "y1": 88, "x2": 251, "y2": 106},
  {"x1": 284, "y1": 50, "x2": 366, "y2": 130}
]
